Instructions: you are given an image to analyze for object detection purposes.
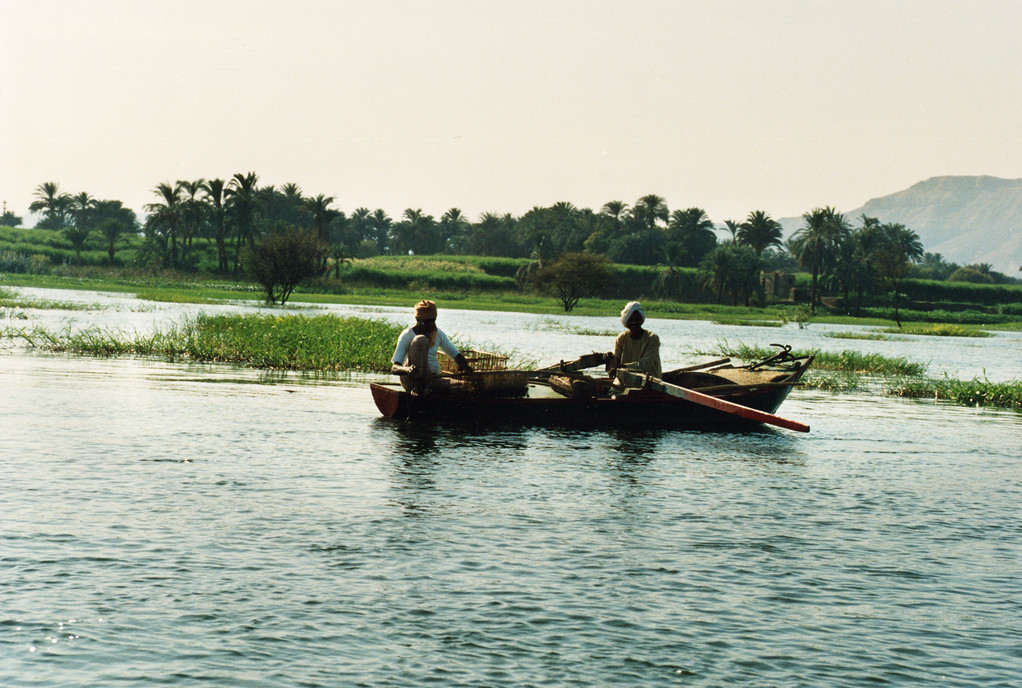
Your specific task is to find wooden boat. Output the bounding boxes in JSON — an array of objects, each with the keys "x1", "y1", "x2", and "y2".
[{"x1": 371, "y1": 346, "x2": 814, "y2": 432}]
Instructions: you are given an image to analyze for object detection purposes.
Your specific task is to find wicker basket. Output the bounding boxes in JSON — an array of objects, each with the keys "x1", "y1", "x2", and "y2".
[
  {"x1": 439, "y1": 349, "x2": 509, "y2": 373},
  {"x1": 450, "y1": 370, "x2": 529, "y2": 397}
]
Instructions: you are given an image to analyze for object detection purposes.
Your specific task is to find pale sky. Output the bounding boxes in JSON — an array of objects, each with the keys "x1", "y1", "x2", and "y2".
[{"x1": 2, "y1": 0, "x2": 1020, "y2": 224}]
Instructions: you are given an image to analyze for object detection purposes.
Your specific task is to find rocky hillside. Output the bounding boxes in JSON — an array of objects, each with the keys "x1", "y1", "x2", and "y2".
[{"x1": 780, "y1": 176, "x2": 1022, "y2": 275}]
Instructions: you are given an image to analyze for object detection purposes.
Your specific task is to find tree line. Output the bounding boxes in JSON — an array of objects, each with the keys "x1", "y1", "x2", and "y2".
[{"x1": 18, "y1": 175, "x2": 1017, "y2": 310}]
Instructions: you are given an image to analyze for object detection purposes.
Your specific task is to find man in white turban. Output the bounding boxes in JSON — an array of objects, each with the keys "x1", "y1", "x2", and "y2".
[{"x1": 606, "y1": 301, "x2": 662, "y2": 382}]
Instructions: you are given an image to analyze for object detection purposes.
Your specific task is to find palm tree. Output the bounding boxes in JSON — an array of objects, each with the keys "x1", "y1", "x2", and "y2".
[
  {"x1": 737, "y1": 210, "x2": 783, "y2": 256},
  {"x1": 63, "y1": 223, "x2": 92, "y2": 266},
  {"x1": 177, "y1": 179, "x2": 206, "y2": 261},
  {"x1": 349, "y1": 208, "x2": 372, "y2": 252},
  {"x1": 70, "y1": 192, "x2": 97, "y2": 230},
  {"x1": 202, "y1": 179, "x2": 229, "y2": 274},
  {"x1": 369, "y1": 209, "x2": 392, "y2": 254},
  {"x1": 722, "y1": 219, "x2": 740, "y2": 244},
  {"x1": 225, "y1": 172, "x2": 259, "y2": 274},
  {"x1": 29, "y1": 182, "x2": 72, "y2": 229},
  {"x1": 700, "y1": 245, "x2": 739, "y2": 303},
  {"x1": 788, "y1": 206, "x2": 850, "y2": 313},
  {"x1": 468, "y1": 212, "x2": 517, "y2": 257},
  {"x1": 303, "y1": 194, "x2": 340, "y2": 270},
  {"x1": 145, "y1": 182, "x2": 184, "y2": 268},
  {"x1": 666, "y1": 207, "x2": 717, "y2": 267},
  {"x1": 280, "y1": 183, "x2": 304, "y2": 203},
  {"x1": 631, "y1": 194, "x2": 668, "y2": 233},
  {"x1": 699, "y1": 244, "x2": 762, "y2": 305},
  {"x1": 582, "y1": 200, "x2": 629, "y2": 255},
  {"x1": 303, "y1": 194, "x2": 339, "y2": 245},
  {"x1": 547, "y1": 201, "x2": 587, "y2": 253},
  {"x1": 271, "y1": 183, "x2": 306, "y2": 227},
  {"x1": 392, "y1": 209, "x2": 439, "y2": 255},
  {"x1": 844, "y1": 216, "x2": 883, "y2": 315},
  {"x1": 517, "y1": 206, "x2": 555, "y2": 264},
  {"x1": 601, "y1": 200, "x2": 628, "y2": 228},
  {"x1": 98, "y1": 218, "x2": 126, "y2": 266},
  {"x1": 439, "y1": 208, "x2": 470, "y2": 253},
  {"x1": 873, "y1": 222, "x2": 924, "y2": 327}
]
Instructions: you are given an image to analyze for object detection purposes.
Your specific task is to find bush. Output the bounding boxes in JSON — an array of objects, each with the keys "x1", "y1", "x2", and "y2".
[
  {"x1": 532, "y1": 253, "x2": 615, "y2": 312},
  {"x1": 947, "y1": 266, "x2": 995, "y2": 284},
  {"x1": 242, "y1": 230, "x2": 326, "y2": 305},
  {"x1": 0, "y1": 251, "x2": 51, "y2": 274}
]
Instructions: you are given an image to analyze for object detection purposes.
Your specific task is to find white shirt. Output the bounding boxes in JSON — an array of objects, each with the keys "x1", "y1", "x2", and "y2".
[{"x1": 391, "y1": 326, "x2": 461, "y2": 374}]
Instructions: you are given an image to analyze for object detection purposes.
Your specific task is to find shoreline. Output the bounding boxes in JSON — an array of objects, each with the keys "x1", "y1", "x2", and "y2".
[{"x1": 5, "y1": 271, "x2": 1020, "y2": 331}]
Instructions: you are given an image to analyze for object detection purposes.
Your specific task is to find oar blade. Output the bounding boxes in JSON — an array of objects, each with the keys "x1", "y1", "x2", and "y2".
[{"x1": 618, "y1": 371, "x2": 810, "y2": 433}]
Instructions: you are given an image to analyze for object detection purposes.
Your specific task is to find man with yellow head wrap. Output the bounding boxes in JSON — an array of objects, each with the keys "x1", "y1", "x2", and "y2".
[{"x1": 391, "y1": 299, "x2": 472, "y2": 394}]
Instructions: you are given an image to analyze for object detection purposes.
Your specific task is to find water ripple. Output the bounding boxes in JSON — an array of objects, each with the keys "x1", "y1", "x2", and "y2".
[{"x1": 2, "y1": 352, "x2": 1020, "y2": 687}]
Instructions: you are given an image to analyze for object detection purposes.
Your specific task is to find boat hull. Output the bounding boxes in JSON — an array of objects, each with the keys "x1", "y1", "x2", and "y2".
[{"x1": 370, "y1": 359, "x2": 810, "y2": 431}]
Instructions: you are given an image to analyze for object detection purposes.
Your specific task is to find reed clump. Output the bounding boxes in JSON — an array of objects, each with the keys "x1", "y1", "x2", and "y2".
[
  {"x1": 6, "y1": 314, "x2": 406, "y2": 372},
  {"x1": 710, "y1": 342, "x2": 927, "y2": 376},
  {"x1": 825, "y1": 332, "x2": 901, "y2": 341},
  {"x1": 886, "y1": 376, "x2": 1022, "y2": 408},
  {"x1": 182, "y1": 314, "x2": 403, "y2": 370},
  {"x1": 0, "y1": 296, "x2": 102, "y2": 311},
  {"x1": 713, "y1": 319, "x2": 784, "y2": 327},
  {"x1": 880, "y1": 324, "x2": 992, "y2": 337}
]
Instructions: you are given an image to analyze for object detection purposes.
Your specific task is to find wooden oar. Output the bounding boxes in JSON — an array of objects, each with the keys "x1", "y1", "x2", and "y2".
[
  {"x1": 532, "y1": 352, "x2": 608, "y2": 377},
  {"x1": 663, "y1": 357, "x2": 731, "y2": 376},
  {"x1": 616, "y1": 371, "x2": 810, "y2": 433}
]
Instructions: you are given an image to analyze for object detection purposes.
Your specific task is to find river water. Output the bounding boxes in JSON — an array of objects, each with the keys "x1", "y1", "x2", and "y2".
[{"x1": 2, "y1": 288, "x2": 1020, "y2": 687}]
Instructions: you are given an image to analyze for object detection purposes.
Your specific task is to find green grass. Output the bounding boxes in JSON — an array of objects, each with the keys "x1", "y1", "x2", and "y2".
[
  {"x1": 2, "y1": 312, "x2": 531, "y2": 373},
  {"x1": 7, "y1": 314, "x2": 406, "y2": 372},
  {"x1": 702, "y1": 342, "x2": 928, "y2": 376},
  {"x1": 885, "y1": 375, "x2": 1022, "y2": 408},
  {"x1": 1, "y1": 226, "x2": 145, "y2": 269},
  {"x1": 713, "y1": 319, "x2": 784, "y2": 327},
  {"x1": 825, "y1": 332, "x2": 903, "y2": 341},
  {"x1": 529, "y1": 318, "x2": 617, "y2": 336},
  {"x1": 0, "y1": 297, "x2": 101, "y2": 311},
  {"x1": 0, "y1": 285, "x2": 104, "y2": 311},
  {"x1": 879, "y1": 324, "x2": 993, "y2": 338},
  {"x1": 826, "y1": 323, "x2": 995, "y2": 340},
  {"x1": 563, "y1": 326, "x2": 619, "y2": 336},
  {"x1": 800, "y1": 370, "x2": 866, "y2": 392}
]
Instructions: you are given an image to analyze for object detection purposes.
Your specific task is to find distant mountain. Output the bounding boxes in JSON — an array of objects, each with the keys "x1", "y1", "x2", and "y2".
[{"x1": 778, "y1": 176, "x2": 1022, "y2": 275}]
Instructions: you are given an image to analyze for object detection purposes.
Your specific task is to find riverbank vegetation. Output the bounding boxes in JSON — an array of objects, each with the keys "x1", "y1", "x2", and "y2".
[
  {"x1": 5, "y1": 179, "x2": 1020, "y2": 409},
  {"x1": 4, "y1": 176, "x2": 1020, "y2": 320}
]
